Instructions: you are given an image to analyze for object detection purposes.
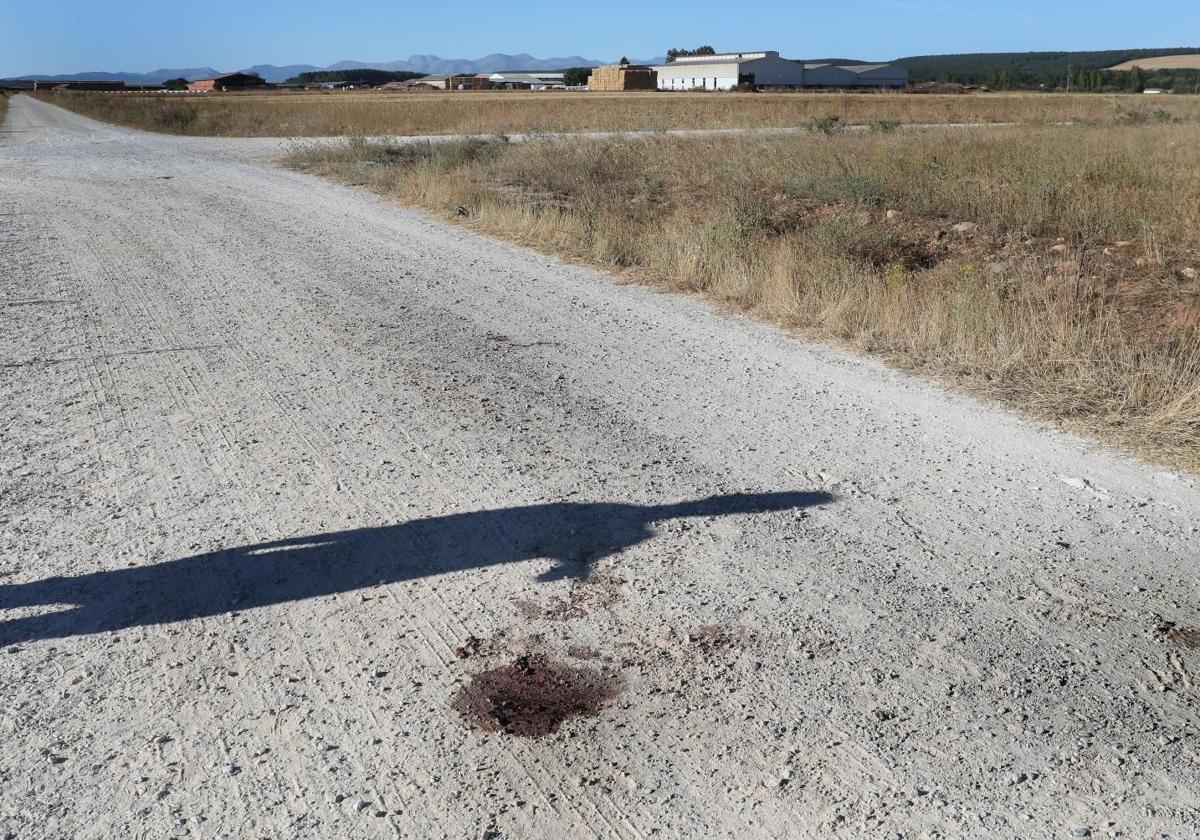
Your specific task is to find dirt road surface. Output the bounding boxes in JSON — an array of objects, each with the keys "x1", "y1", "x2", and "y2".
[{"x1": 2, "y1": 95, "x2": 1198, "y2": 838}]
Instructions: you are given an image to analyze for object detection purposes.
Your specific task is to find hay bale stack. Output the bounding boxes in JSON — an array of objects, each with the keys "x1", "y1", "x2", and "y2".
[{"x1": 588, "y1": 64, "x2": 658, "y2": 91}]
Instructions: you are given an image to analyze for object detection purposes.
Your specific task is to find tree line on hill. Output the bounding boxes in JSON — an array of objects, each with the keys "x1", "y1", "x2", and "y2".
[
  {"x1": 284, "y1": 69, "x2": 427, "y2": 85},
  {"x1": 989, "y1": 65, "x2": 1200, "y2": 93},
  {"x1": 894, "y1": 48, "x2": 1200, "y2": 91}
]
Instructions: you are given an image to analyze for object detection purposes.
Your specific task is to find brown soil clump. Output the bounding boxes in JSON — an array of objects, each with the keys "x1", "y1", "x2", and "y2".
[{"x1": 452, "y1": 655, "x2": 621, "y2": 737}]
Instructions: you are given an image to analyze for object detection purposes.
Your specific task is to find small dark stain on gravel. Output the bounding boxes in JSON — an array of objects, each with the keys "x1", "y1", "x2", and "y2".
[
  {"x1": 454, "y1": 635, "x2": 483, "y2": 659},
  {"x1": 687, "y1": 624, "x2": 746, "y2": 651},
  {"x1": 484, "y1": 332, "x2": 559, "y2": 349},
  {"x1": 513, "y1": 594, "x2": 585, "y2": 621},
  {"x1": 512, "y1": 574, "x2": 624, "y2": 622},
  {"x1": 1156, "y1": 622, "x2": 1200, "y2": 649},
  {"x1": 452, "y1": 655, "x2": 620, "y2": 737}
]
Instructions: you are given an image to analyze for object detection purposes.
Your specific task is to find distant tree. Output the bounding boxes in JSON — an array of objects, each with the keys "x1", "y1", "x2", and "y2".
[
  {"x1": 619, "y1": 56, "x2": 629, "y2": 65},
  {"x1": 1128, "y1": 66, "x2": 1146, "y2": 92},
  {"x1": 665, "y1": 45, "x2": 716, "y2": 63},
  {"x1": 562, "y1": 67, "x2": 592, "y2": 87},
  {"x1": 162, "y1": 77, "x2": 189, "y2": 90}
]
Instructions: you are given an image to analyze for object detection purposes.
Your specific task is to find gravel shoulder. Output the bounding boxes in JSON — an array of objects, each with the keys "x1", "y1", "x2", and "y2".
[{"x1": 2, "y1": 94, "x2": 1199, "y2": 839}]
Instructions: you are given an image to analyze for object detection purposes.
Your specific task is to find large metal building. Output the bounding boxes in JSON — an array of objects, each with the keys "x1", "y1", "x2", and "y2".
[
  {"x1": 804, "y1": 63, "x2": 908, "y2": 89},
  {"x1": 487, "y1": 72, "x2": 565, "y2": 90},
  {"x1": 653, "y1": 51, "x2": 907, "y2": 91},
  {"x1": 652, "y1": 51, "x2": 805, "y2": 90},
  {"x1": 801, "y1": 64, "x2": 860, "y2": 87},
  {"x1": 846, "y1": 64, "x2": 909, "y2": 88},
  {"x1": 187, "y1": 73, "x2": 269, "y2": 92}
]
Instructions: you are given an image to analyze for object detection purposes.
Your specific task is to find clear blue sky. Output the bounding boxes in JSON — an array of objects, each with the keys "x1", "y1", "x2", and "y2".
[{"x1": 2, "y1": 0, "x2": 1197, "y2": 76}]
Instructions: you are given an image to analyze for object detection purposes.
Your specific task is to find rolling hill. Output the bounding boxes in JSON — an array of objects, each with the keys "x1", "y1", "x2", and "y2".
[{"x1": 12, "y1": 67, "x2": 220, "y2": 84}]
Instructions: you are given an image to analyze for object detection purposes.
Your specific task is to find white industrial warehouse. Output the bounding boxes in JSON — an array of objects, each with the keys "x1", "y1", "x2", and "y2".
[{"x1": 651, "y1": 51, "x2": 907, "y2": 90}]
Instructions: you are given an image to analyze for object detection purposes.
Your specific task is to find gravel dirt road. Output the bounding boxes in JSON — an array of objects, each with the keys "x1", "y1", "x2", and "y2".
[{"x1": 2, "y1": 95, "x2": 1198, "y2": 839}]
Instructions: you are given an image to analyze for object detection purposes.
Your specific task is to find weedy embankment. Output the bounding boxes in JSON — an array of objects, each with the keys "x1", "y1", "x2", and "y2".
[
  {"x1": 285, "y1": 125, "x2": 1200, "y2": 470},
  {"x1": 35, "y1": 89, "x2": 1200, "y2": 137}
]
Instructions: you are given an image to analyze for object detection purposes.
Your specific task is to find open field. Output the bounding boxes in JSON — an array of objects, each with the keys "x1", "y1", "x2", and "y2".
[
  {"x1": 286, "y1": 123, "x2": 1200, "y2": 470},
  {"x1": 35, "y1": 88, "x2": 1200, "y2": 136},
  {"x1": 1110, "y1": 54, "x2": 1200, "y2": 70}
]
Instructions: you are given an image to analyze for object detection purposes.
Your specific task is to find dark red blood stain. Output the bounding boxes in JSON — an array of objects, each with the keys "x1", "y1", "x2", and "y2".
[{"x1": 452, "y1": 655, "x2": 620, "y2": 738}]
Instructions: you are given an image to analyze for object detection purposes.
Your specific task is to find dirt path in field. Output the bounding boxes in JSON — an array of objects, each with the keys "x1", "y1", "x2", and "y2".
[{"x1": 2, "y1": 94, "x2": 1198, "y2": 839}]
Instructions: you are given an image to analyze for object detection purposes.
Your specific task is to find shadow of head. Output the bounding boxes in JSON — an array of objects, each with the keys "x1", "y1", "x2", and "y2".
[{"x1": 0, "y1": 490, "x2": 832, "y2": 645}]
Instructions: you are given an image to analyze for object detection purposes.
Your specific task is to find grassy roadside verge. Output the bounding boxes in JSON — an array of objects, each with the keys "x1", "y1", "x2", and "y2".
[
  {"x1": 35, "y1": 89, "x2": 1200, "y2": 137},
  {"x1": 284, "y1": 125, "x2": 1200, "y2": 472},
  {"x1": 0, "y1": 92, "x2": 9, "y2": 125}
]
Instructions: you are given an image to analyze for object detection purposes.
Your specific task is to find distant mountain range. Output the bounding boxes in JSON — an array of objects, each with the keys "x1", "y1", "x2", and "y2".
[
  {"x1": 10, "y1": 67, "x2": 223, "y2": 84},
  {"x1": 317, "y1": 53, "x2": 664, "y2": 76},
  {"x1": 239, "y1": 64, "x2": 323, "y2": 81},
  {"x1": 8, "y1": 54, "x2": 667, "y2": 84}
]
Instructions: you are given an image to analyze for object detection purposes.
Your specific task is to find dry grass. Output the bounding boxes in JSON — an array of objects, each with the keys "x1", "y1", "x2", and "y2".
[
  {"x1": 0, "y1": 92, "x2": 9, "y2": 125},
  {"x1": 36, "y1": 89, "x2": 1200, "y2": 137},
  {"x1": 284, "y1": 124, "x2": 1200, "y2": 471}
]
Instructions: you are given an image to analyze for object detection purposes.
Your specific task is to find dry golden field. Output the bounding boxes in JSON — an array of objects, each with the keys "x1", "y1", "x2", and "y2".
[
  {"x1": 285, "y1": 124, "x2": 1200, "y2": 469},
  {"x1": 1109, "y1": 54, "x2": 1200, "y2": 70},
  {"x1": 36, "y1": 88, "x2": 1200, "y2": 137}
]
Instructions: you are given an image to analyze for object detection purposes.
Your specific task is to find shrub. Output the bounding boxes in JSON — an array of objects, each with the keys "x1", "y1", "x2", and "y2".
[
  {"x1": 710, "y1": 195, "x2": 773, "y2": 250},
  {"x1": 154, "y1": 102, "x2": 199, "y2": 132},
  {"x1": 784, "y1": 169, "x2": 891, "y2": 208},
  {"x1": 812, "y1": 214, "x2": 932, "y2": 269},
  {"x1": 808, "y1": 115, "x2": 842, "y2": 135}
]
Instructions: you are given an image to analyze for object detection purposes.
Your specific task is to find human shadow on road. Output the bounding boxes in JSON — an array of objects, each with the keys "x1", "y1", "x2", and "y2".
[{"x1": 0, "y1": 491, "x2": 832, "y2": 645}]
